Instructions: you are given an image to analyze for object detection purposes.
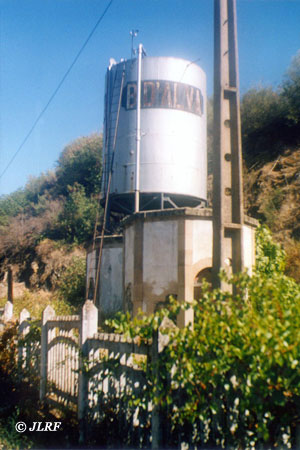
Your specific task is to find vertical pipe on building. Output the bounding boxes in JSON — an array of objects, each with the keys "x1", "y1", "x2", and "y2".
[{"x1": 135, "y1": 43, "x2": 143, "y2": 213}]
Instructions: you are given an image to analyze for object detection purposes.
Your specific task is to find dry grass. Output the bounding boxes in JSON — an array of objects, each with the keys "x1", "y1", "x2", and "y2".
[
  {"x1": 0, "y1": 289, "x2": 75, "y2": 320},
  {"x1": 243, "y1": 147, "x2": 300, "y2": 282}
]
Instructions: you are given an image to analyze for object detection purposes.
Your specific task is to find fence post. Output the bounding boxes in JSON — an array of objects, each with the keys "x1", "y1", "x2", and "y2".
[
  {"x1": 7, "y1": 266, "x2": 13, "y2": 303},
  {"x1": 18, "y1": 308, "x2": 30, "y2": 374},
  {"x1": 3, "y1": 300, "x2": 13, "y2": 322},
  {"x1": 78, "y1": 300, "x2": 98, "y2": 444},
  {"x1": 40, "y1": 305, "x2": 55, "y2": 403},
  {"x1": 152, "y1": 317, "x2": 176, "y2": 448},
  {"x1": 151, "y1": 328, "x2": 161, "y2": 449}
]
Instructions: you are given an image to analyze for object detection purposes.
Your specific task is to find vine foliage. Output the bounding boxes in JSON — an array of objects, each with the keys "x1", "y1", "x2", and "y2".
[{"x1": 103, "y1": 226, "x2": 300, "y2": 449}]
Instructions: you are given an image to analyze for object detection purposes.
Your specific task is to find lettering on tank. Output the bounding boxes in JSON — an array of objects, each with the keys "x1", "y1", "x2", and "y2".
[{"x1": 122, "y1": 80, "x2": 204, "y2": 116}]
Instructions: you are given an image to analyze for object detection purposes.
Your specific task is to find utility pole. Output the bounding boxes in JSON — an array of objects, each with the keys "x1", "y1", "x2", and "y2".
[{"x1": 212, "y1": 0, "x2": 244, "y2": 289}]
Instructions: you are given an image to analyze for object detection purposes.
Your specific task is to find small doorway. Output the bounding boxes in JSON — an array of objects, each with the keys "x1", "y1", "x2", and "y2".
[{"x1": 194, "y1": 267, "x2": 212, "y2": 300}]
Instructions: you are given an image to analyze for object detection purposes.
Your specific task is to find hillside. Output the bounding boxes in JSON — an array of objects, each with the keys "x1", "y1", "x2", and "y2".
[
  {"x1": 0, "y1": 134, "x2": 103, "y2": 310},
  {"x1": 1, "y1": 50, "x2": 300, "y2": 306},
  {"x1": 2, "y1": 140, "x2": 300, "y2": 303},
  {"x1": 244, "y1": 148, "x2": 300, "y2": 281}
]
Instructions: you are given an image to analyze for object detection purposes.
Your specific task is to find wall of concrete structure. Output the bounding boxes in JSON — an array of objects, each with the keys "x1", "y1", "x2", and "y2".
[
  {"x1": 243, "y1": 221, "x2": 257, "y2": 276},
  {"x1": 86, "y1": 209, "x2": 258, "y2": 325},
  {"x1": 86, "y1": 250, "x2": 96, "y2": 293},
  {"x1": 143, "y1": 220, "x2": 178, "y2": 311},
  {"x1": 100, "y1": 245, "x2": 123, "y2": 317},
  {"x1": 86, "y1": 237, "x2": 123, "y2": 319},
  {"x1": 123, "y1": 208, "x2": 214, "y2": 323}
]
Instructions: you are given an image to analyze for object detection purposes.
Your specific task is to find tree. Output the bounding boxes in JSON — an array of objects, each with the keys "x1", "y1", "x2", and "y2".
[
  {"x1": 24, "y1": 171, "x2": 57, "y2": 205},
  {"x1": 57, "y1": 183, "x2": 98, "y2": 244},
  {"x1": 281, "y1": 50, "x2": 300, "y2": 127},
  {"x1": 55, "y1": 134, "x2": 102, "y2": 196},
  {"x1": 56, "y1": 256, "x2": 86, "y2": 309},
  {"x1": 0, "y1": 189, "x2": 28, "y2": 227},
  {"x1": 241, "y1": 87, "x2": 287, "y2": 164},
  {"x1": 240, "y1": 50, "x2": 300, "y2": 166}
]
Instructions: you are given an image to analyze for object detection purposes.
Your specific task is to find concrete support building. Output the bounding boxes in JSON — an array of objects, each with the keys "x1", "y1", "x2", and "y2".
[{"x1": 87, "y1": 208, "x2": 257, "y2": 325}]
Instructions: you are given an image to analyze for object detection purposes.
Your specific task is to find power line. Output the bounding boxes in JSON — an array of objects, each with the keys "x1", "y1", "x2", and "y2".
[{"x1": 0, "y1": 0, "x2": 114, "y2": 182}]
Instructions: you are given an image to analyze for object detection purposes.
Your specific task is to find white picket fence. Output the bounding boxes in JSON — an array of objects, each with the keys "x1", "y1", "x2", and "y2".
[
  {"x1": 1, "y1": 299, "x2": 162, "y2": 447},
  {"x1": 0, "y1": 300, "x2": 13, "y2": 332},
  {"x1": 40, "y1": 307, "x2": 80, "y2": 406}
]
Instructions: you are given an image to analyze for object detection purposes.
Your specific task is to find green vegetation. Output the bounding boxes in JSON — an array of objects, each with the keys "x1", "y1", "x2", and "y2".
[
  {"x1": 1, "y1": 226, "x2": 300, "y2": 448},
  {"x1": 55, "y1": 135, "x2": 102, "y2": 197},
  {"x1": 55, "y1": 255, "x2": 86, "y2": 310},
  {"x1": 241, "y1": 86, "x2": 286, "y2": 164},
  {"x1": 205, "y1": 52, "x2": 300, "y2": 281},
  {"x1": 0, "y1": 133, "x2": 102, "y2": 297},
  {"x1": 0, "y1": 289, "x2": 78, "y2": 319},
  {"x1": 238, "y1": 51, "x2": 300, "y2": 279},
  {"x1": 57, "y1": 183, "x2": 98, "y2": 244},
  {"x1": 103, "y1": 227, "x2": 300, "y2": 449},
  {"x1": 0, "y1": 133, "x2": 102, "y2": 249},
  {"x1": 241, "y1": 50, "x2": 300, "y2": 166},
  {"x1": 207, "y1": 52, "x2": 300, "y2": 172}
]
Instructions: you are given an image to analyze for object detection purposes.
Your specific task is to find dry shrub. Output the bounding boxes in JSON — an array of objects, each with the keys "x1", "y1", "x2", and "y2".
[
  {"x1": 34, "y1": 239, "x2": 85, "y2": 290},
  {"x1": 0, "y1": 198, "x2": 64, "y2": 258},
  {"x1": 284, "y1": 239, "x2": 300, "y2": 282}
]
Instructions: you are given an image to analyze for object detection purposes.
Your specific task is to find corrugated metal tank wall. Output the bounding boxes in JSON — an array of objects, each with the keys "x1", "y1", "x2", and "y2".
[{"x1": 102, "y1": 55, "x2": 207, "y2": 212}]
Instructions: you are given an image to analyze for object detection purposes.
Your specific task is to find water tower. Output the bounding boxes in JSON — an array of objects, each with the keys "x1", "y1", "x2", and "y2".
[{"x1": 87, "y1": 7, "x2": 258, "y2": 325}]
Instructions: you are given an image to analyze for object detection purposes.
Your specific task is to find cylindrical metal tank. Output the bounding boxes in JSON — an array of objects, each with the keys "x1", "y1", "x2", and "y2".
[{"x1": 102, "y1": 54, "x2": 207, "y2": 213}]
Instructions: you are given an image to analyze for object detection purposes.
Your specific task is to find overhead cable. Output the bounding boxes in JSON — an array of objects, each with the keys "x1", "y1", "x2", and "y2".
[{"x1": 0, "y1": 0, "x2": 114, "y2": 181}]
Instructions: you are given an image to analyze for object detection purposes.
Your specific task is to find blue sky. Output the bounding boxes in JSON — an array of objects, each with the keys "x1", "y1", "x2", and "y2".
[{"x1": 1, "y1": 0, "x2": 300, "y2": 196}]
